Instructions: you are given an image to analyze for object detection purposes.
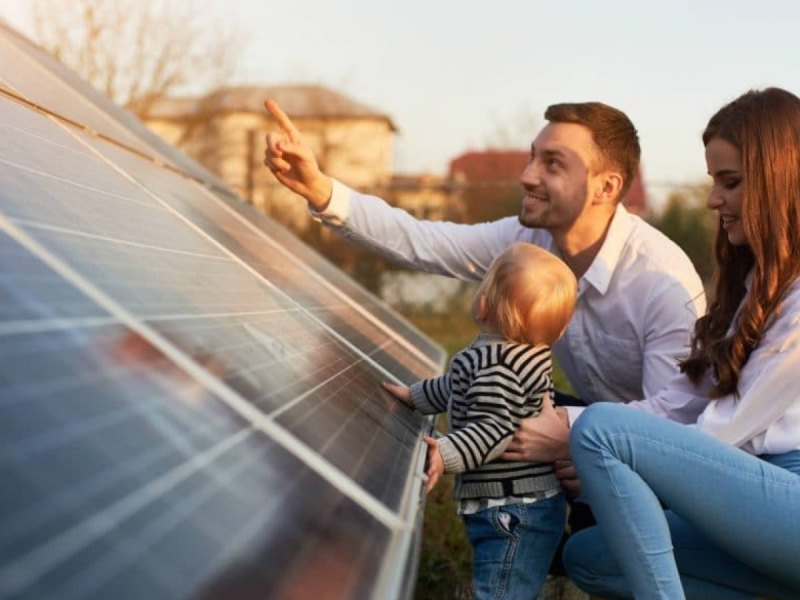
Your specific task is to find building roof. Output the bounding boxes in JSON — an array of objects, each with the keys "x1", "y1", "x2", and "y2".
[
  {"x1": 448, "y1": 149, "x2": 647, "y2": 213},
  {"x1": 622, "y1": 169, "x2": 647, "y2": 213},
  {"x1": 135, "y1": 85, "x2": 397, "y2": 130},
  {"x1": 449, "y1": 150, "x2": 529, "y2": 183}
]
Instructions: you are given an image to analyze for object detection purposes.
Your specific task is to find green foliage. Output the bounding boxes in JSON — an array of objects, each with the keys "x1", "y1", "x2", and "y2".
[
  {"x1": 404, "y1": 307, "x2": 479, "y2": 358},
  {"x1": 648, "y1": 185, "x2": 717, "y2": 284},
  {"x1": 414, "y1": 476, "x2": 474, "y2": 600}
]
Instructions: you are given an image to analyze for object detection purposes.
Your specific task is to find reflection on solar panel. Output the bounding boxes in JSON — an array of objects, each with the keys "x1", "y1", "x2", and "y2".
[{"x1": 0, "y1": 22, "x2": 446, "y2": 600}]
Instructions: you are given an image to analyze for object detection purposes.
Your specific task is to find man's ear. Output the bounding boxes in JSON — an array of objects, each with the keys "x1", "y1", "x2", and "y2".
[{"x1": 592, "y1": 171, "x2": 624, "y2": 204}]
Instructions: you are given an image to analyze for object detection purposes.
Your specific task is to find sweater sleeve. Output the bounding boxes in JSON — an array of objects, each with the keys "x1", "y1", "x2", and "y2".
[
  {"x1": 312, "y1": 180, "x2": 538, "y2": 281},
  {"x1": 409, "y1": 373, "x2": 451, "y2": 415},
  {"x1": 436, "y1": 364, "x2": 525, "y2": 473}
]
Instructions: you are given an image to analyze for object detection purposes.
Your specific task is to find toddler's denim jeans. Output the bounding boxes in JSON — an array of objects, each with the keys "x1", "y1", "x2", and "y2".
[{"x1": 463, "y1": 494, "x2": 565, "y2": 600}]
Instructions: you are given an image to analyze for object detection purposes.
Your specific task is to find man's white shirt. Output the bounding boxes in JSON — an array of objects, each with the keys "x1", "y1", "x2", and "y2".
[{"x1": 314, "y1": 179, "x2": 706, "y2": 405}]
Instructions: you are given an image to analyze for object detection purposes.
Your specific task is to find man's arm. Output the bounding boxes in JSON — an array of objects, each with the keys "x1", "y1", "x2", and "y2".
[
  {"x1": 323, "y1": 183, "x2": 528, "y2": 281},
  {"x1": 264, "y1": 99, "x2": 539, "y2": 282},
  {"x1": 639, "y1": 276, "x2": 706, "y2": 398}
]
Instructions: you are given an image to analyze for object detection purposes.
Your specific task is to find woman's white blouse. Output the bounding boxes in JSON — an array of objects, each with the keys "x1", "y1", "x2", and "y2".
[{"x1": 631, "y1": 276, "x2": 800, "y2": 454}]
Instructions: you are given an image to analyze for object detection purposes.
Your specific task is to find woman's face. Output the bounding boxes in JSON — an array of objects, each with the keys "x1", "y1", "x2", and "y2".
[{"x1": 705, "y1": 137, "x2": 747, "y2": 246}]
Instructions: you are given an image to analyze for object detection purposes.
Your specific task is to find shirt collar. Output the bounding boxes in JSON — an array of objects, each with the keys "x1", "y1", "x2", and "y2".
[{"x1": 581, "y1": 203, "x2": 634, "y2": 295}]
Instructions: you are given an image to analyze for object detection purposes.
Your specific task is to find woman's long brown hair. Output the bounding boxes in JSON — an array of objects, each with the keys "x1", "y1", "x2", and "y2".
[{"x1": 680, "y1": 88, "x2": 800, "y2": 396}]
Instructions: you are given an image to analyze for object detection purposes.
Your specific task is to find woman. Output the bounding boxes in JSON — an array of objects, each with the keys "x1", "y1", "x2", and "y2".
[{"x1": 562, "y1": 88, "x2": 800, "y2": 599}]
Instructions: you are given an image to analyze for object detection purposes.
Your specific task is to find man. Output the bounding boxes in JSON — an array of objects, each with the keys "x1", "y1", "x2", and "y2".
[{"x1": 263, "y1": 99, "x2": 705, "y2": 482}]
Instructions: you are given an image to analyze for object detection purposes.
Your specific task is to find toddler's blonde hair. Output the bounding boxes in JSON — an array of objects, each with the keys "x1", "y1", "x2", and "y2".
[{"x1": 478, "y1": 243, "x2": 577, "y2": 346}]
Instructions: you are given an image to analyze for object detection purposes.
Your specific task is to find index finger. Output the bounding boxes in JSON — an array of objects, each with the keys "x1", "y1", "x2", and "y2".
[{"x1": 265, "y1": 99, "x2": 301, "y2": 141}]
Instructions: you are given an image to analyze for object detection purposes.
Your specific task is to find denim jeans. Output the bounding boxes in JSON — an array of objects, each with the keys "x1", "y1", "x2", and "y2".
[
  {"x1": 462, "y1": 495, "x2": 566, "y2": 600},
  {"x1": 564, "y1": 403, "x2": 800, "y2": 600}
]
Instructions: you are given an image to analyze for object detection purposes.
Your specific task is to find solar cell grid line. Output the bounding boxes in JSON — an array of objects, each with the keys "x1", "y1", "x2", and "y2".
[
  {"x1": 148, "y1": 311, "x2": 427, "y2": 512},
  {"x1": 0, "y1": 218, "x2": 418, "y2": 516},
  {"x1": 0, "y1": 26, "x2": 232, "y2": 186},
  {"x1": 305, "y1": 303, "x2": 442, "y2": 382},
  {"x1": 0, "y1": 89, "x2": 432, "y2": 410},
  {"x1": 55, "y1": 123, "x2": 439, "y2": 396},
  {"x1": 0, "y1": 99, "x2": 438, "y2": 398},
  {"x1": 1, "y1": 361, "x2": 253, "y2": 544},
  {"x1": 0, "y1": 24, "x2": 444, "y2": 376},
  {"x1": 0, "y1": 34, "x2": 160, "y2": 159},
  {"x1": 0, "y1": 89, "x2": 88, "y2": 149},
  {"x1": 49, "y1": 424, "x2": 359, "y2": 600},
  {"x1": 1, "y1": 424, "x2": 255, "y2": 597},
  {"x1": 212, "y1": 188, "x2": 446, "y2": 367},
  {"x1": 4, "y1": 308, "x2": 366, "y2": 564},
  {"x1": 2, "y1": 24, "x2": 443, "y2": 375},
  {"x1": 0, "y1": 328, "x2": 398, "y2": 600},
  {"x1": 80, "y1": 133, "x2": 444, "y2": 376},
  {"x1": 0, "y1": 105, "x2": 429, "y2": 514},
  {"x1": 221, "y1": 194, "x2": 445, "y2": 363},
  {"x1": 0, "y1": 167, "x2": 410, "y2": 521},
  {"x1": 0, "y1": 213, "x2": 412, "y2": 596},
  {"x1": 0, "y1": 264, "x2": 272, "y2": 600}
]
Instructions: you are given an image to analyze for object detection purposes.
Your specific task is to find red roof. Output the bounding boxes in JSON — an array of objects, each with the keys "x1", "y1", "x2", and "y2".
[
  {"x1": 449, "y1": 150, "x2": 529, "y2": 182},
  {"x1": 622, "y1": 168, "x2": 646, "y2": 213}
]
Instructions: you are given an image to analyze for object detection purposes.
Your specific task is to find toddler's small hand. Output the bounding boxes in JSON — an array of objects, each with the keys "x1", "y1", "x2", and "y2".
[
  {"x1": 423, "y1": 436, "x2": 444, "y2": 492},
  {"x1": 381, "y1": 382, "x2": 412, "y2": 406}
]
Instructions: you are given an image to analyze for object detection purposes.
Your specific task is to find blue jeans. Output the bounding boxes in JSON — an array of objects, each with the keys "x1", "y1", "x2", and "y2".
[
  {"x1": 463, "y1": 495, "x2": 566, "y2": 600},
  {"x1": 564, "y1": 403, "x2": 800, "y2": 600}
]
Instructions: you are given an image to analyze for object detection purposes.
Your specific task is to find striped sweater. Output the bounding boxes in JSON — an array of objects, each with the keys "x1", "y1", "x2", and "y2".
[{"x1": 410, "y1": 333, "x2": 560, "y2": 500}]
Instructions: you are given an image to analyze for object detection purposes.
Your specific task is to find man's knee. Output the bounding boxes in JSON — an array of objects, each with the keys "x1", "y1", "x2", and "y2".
[{"x1": 562, "y1": 527, "x2": 600, "y2": 582}]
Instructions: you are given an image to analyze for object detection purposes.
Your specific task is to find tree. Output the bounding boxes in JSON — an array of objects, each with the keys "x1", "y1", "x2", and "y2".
[
  {"x1": 649, "y1": 184, "x2": 717, "y2": 284},
  {"x1": 28, "y1": 0, "x2": 246, "y2": 117}
]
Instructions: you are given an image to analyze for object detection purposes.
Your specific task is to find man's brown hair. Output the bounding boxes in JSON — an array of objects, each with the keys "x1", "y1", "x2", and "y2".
[{"x1": 545, "y1": 102, "x2": 640, "y2": 201}]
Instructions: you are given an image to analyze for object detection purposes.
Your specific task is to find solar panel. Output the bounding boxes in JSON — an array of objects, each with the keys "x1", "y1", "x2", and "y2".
[{"x1": 0, "y1": 21, "x2": 445, "y2": 600}]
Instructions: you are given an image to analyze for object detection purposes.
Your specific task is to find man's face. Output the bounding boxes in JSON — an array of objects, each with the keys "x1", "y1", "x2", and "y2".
[{"x1": 518, "y1": 122, "x2": 599, "y2": 233}]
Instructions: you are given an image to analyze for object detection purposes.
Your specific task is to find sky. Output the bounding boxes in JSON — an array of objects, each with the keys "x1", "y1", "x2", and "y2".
[{"x1": 4, "y1": 0, "x2": 800, "y2": 209}]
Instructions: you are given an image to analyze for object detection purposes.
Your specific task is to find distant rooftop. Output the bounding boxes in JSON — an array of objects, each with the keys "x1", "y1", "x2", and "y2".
[
  {"x1": 134, "y1": 84, "x2": 397, "y2": 130},
  {"x1": 449, "y1": 150, "x2": 530, "y2": 182}
]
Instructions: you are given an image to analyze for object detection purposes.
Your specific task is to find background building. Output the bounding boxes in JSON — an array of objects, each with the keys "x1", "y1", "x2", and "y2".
[{"x1": 139, "y1": 84, "x2": 396, "y2": 231}]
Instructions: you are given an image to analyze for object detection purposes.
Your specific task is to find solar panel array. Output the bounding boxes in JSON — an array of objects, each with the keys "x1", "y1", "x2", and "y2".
[{"x1": 0, "y1": 22, "x2": 446, "y2": 600}]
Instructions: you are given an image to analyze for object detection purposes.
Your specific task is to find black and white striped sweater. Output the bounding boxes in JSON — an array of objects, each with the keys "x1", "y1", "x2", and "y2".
[{"x1": 410, "y1": 333, "x2": 560, "y2": 500}]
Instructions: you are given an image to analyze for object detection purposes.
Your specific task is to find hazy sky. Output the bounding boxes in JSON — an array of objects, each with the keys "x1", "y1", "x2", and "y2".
[{"x1": 4, "y1": 0, "x2": 800, "y2": 207}]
